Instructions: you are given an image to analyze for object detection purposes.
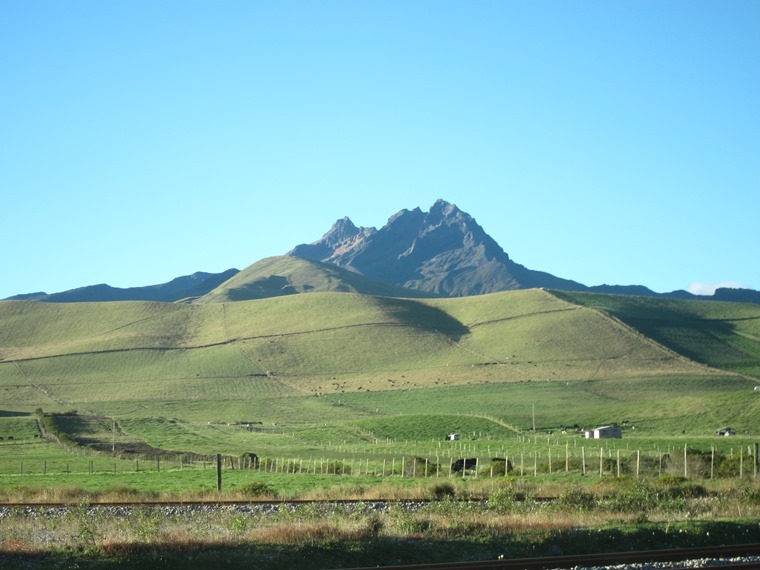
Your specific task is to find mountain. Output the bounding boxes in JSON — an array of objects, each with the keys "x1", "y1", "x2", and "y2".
[
  {"x1": 5, "y1": 269, "x2": 239, "y2": 303},
  {"x1": 290, "y1": 199, "x2": 587, "y2": 297},
  {"x1": 6, "y1": 199, "x2": 759, "y2": 305},
  {"x1": 195, "y1": 256, "x2": 434, "y2": 303}
]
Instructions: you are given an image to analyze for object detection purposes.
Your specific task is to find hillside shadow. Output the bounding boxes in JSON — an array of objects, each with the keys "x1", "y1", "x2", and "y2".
[
  {"x1": 612, "y1": 307, "x2": 756, "y2": 368},
  {"x1": 0, "y1": 410, "x2": 30, "y2": 418},
  {"x1": 372, "y1": 297, "x2": 468, "y2": 341}
]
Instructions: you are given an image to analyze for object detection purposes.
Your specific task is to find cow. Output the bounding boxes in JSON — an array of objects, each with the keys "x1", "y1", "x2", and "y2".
[{"x1": 451, "y1": 458, "x2": 477, "y2": 473}]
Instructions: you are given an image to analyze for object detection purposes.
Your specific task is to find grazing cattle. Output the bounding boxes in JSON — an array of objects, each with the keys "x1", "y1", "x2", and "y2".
[
  {"x1": 451, "y1": 458, "x2": 477, "y2": 473},
  {"x1": 6, "y1": 436, "x2": 13, "y2": 441}
]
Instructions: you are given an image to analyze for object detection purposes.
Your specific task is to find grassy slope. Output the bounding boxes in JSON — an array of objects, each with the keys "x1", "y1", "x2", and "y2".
[
  {"x1": 1, "y1": 289, "x2": 758, "y2": 449},
  {"x1": 195, "y1": 256, "x2": 432, "y2": 303},
  {"x1": 553, "y1": 291, "x2": 760, "y2": 377}
]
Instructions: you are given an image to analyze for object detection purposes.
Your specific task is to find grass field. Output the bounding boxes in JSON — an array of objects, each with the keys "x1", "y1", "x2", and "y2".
[{"x1": 0, "y1": 289, "x2": 758, "y2": 500}]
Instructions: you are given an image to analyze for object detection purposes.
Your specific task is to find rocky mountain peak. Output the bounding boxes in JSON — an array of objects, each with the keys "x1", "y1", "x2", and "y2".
[{"x1": 288, "y1": 199, "x2": 583, "y2": 296}]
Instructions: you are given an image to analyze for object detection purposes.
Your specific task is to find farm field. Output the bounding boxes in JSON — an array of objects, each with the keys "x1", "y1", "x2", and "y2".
[{"x1": 0, "y1": 288, "x2": 758, "y2": 500}]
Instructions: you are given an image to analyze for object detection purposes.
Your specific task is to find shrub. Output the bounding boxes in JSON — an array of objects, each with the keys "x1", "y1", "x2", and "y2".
[
  {"x1": 488, "y1": 485, "x2": 532, "y2": 513},
  {"x1": 605, "y1": 480, "x2": 659, "y2": 513},
  {"x1": 239, "y1": 481, "x2": 277, "y2": 498},
  {"x1": 553, "y1": 488, "x2": 598, "y2": 512},
  {"x1": 429, "y1": 482, "x2": 456, "y2": 500},
  {"x1": 403, "y1": 457, "x2": 439, "y2": 477}
]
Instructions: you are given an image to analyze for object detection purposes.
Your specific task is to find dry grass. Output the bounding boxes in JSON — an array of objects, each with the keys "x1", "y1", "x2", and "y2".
[{"x1": 0, "y1": 486, "x2": 758, "y2": 568}]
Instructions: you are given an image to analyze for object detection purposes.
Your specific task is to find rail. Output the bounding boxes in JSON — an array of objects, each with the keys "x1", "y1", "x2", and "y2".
[{"x1": 342, "y1": 544, "x2": 760, "y2": 569}]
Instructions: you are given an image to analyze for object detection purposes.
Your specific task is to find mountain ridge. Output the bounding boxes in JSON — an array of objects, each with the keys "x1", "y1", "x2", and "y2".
[
  {"x1": 4, "y1": 199, "x2": 758, "y2": 304},
  {"x1": 290, "y1": 199, "x2": 587, "y2": 297}
]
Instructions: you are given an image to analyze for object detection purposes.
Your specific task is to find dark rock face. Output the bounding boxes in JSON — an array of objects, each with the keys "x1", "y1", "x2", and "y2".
[{"x1": 289, "y1": 199, "x2": 585, "y2": 297}]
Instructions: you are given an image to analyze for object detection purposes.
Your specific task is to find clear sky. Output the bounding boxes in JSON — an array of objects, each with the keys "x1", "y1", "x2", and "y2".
[{"x1": 2, "y1": 0, "x2": 758, "y2": 299}]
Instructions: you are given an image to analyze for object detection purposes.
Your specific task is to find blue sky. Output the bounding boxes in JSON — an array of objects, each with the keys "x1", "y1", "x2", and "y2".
[{"x1": 2, "y1": 0, "x2": 758, "y2": 299}]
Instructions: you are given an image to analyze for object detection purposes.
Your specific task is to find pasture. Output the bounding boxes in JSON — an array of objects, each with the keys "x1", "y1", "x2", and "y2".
[{"x1": 0, "y1": 289, "x2": 758, "y2": 499}]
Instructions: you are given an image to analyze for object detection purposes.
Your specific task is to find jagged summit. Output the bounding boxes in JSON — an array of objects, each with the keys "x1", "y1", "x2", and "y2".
[
  {"x1": 289, "y1": 199, "x2": 584, "y2": 297},
  {"x1": 290, "y1": 216, "x2": 375, "y2": 264}
]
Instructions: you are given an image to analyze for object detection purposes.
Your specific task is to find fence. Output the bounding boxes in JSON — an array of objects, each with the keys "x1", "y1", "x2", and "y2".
[{"x1": 6, "y1": 443, "x2": 758, "y2": 480}]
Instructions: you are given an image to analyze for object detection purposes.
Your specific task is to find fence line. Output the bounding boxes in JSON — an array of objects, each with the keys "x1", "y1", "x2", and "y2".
[{"x1": 7, "y1": 443, "x2": 758, "y2": 480}]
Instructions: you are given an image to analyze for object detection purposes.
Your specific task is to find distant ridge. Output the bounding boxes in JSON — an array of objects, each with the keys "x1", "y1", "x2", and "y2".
[{"x1": 5, "y1": 269, "x2": 239, "y2": 303}]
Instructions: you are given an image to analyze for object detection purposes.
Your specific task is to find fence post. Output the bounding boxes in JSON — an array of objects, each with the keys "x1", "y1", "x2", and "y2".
[
  {"x1": 217, "y1": 454, "x2": 222, "y2": 493},
  {"x1": 599, "y1": 448, "x2": 603, "y2": 477},
  {"x1": 582, "y1": 447, "x2": 586, "y2": 476},
  {"x1": 711, "y1": 447, "x2": 715, "y2": 479},
  {"x1": 684, "y1": 444, "x2": 688, "y2": 478}
]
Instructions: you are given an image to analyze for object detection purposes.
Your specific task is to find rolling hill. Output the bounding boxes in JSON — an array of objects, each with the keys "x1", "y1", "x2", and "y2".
[
  {"x1": 1, "y1": 289, "x2": 758, "y2": 435},
  {"x1": 194, "y1": 256, "x2": 434, "y2": 303}
]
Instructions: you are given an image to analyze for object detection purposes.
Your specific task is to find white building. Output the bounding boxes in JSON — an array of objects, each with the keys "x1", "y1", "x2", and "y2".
[{"x1": 584, "y1": 425, "x2": 623, "y2": 439}]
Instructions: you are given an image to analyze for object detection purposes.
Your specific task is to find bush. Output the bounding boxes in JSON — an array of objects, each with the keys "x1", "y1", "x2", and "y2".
[
  {"x1": 403, "y1": 457, "x2": 439, "y2": 478},
  {"x1": 605, "y1": 480, "x2": 659, "y2": 513},
  {"x1": 239, "y1": 481, "x2": 277, "y2": 498},
  {"x1": 554, "y1": 488, "x2": 598, "y2": 511},
  {"x1": 429, "y1": 482, "x2": 456, "y2": 500},
  {"x1": 488, "y1": 485, "x2": 532, "y2": 513}
]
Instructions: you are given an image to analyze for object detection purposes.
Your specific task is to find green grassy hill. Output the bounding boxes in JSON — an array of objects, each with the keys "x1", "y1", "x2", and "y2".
[
  {"x1": 554, "y1": 291, "x2": 760, "y2": 378},
  {"x1": 195, "y1": 256, "x2": 433, "y2": 303},
  {"x1": 0, "y1": 289, "x2": 758, "y2": 444}
]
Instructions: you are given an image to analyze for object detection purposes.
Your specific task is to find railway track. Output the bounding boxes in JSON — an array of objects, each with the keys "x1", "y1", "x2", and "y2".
[
  {"x1": 343, "y1": 544, "x2": 760, "y2": 569},
  {"x1": 0, "y1": 498, "x2": 413, "y2": 508}
]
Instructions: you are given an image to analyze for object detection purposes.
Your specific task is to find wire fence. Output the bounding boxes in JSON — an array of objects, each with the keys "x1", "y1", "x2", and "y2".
[{"x1": 6, "y1": 442, "x2": 759, "y2": 480}]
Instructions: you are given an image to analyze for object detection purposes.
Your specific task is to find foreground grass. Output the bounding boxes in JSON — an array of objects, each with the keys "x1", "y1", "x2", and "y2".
[{"x1": 1, "y1": 478, "x2": 759, "y2": 569}]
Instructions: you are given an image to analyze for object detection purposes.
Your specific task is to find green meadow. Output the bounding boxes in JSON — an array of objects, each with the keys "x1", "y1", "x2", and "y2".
[{"x1": 1, "y1": 288, "x2": 759, "y2": 497}]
